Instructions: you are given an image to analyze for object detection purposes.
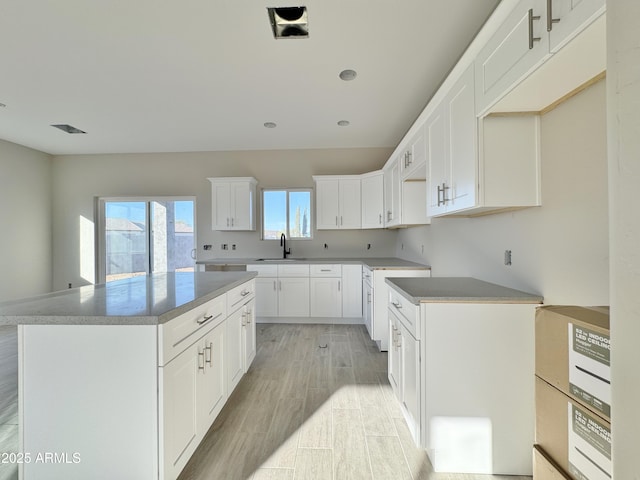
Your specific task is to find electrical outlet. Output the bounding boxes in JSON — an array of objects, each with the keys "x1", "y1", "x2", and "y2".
[
  {"x1": 324, "y1": 243, "x2": 328, "y2": 249},
  {"x1": 232, "y1": 244, "x2": 236, "y2": 250},
  {"x1": 367, "y1": 243, "x2": 371, "y2": 250},
  {"x1": 203, "y1": 244, "x2": 212, "y2": 250},
  {"x1": 221, "y1": 244, "x2": 228, "y2": 250},
  {"x1": 504, "y1": 250, "x2": 512, "y2": 266}
]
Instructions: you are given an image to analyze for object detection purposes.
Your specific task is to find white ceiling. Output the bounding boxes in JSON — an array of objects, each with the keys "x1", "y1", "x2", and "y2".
[{"x1": 0, "y1": 0, "x2": 500, "y2": 155}]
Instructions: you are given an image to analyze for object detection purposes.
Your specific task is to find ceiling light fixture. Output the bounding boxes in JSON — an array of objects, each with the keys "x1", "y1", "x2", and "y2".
[
  {"x1": 339, "y1": 69, "x2": 357, "y2": 81},
  {"x1": 337, "y1": 120, "x2": 350, "y2": 127},
  {"x1": 264, "y1": 122, "x2": 277, "y2": 128},
  {"x1": 51, "y1": 124, "x2": 86, "y2": 134},
  {"x1": 268, "y1": 7, "x2": 309, "y2": 39}
]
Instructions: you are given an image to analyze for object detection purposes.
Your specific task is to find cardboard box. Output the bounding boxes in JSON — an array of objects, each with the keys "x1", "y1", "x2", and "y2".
[
  {"x1": 535, "y1": 377, "x2": 612, "y2": 480},
  {"x1": 535, "y1": 306, "x2": 610, "y2": 419},
  {"x1": 533, "y1": 445, "x2": 571, "y2": 480}
]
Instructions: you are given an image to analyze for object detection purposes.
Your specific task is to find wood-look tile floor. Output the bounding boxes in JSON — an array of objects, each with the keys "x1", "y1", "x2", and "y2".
[{"x1": 177, "y1": 324, "x2": 532, "y2": 480}]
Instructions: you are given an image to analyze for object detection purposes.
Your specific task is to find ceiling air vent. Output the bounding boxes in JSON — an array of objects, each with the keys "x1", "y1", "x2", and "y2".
[
  {"x1": 267, "y1": 7, "x2": 308, "y2": 39},
  {"x1": 51, "y1": 124, "x2": 86, "y2": 134}
]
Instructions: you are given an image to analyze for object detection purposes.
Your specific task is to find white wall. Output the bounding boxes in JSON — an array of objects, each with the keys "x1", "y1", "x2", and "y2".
[
  {"x1": 0, "y1": 139, "x2": 52, "y2": 301},
  {"x1": 607, "y1": 1, "x2": 640, "y2": 477},
  {"x1": 396, "y1": 79, "x2": 609, "y2": 306},
  {"x1": 51, "y1": 147, "x2": 398, "y2": 290}
]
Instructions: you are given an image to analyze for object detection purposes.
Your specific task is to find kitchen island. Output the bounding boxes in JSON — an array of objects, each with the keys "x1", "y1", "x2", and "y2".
[
  {"x1": 385, "y1": 277, "x2": 542, "y2": 476},
  {"x1": 0, "y1": 271, "x2": 257, "y2": 480}
]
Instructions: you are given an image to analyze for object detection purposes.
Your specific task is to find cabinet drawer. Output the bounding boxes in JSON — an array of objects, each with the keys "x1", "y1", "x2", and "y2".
[
  {"x1": 227, "y1": 280, "x2": 255, "y2": 312},
  {"x1": 278, "y1": 264, "x2": 310, "y2": 277},
  {"x1": 246, "y1": 264, "x2": 278, "y2": 277},
  {"x1": 310, "y1": 264, "x2": 342, "y2": 277},
  {"x1": 159, "y1": 294, "x2": 227, "y2": 366},
  {"x1": 388, "y1": 289, "x2": 420, "y2": 339}
]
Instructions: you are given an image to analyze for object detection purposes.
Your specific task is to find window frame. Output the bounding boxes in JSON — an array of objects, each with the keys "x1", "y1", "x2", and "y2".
[
  {"x1": 261, "y1": 188, "x2": 314, "y2": 240},
  {"x1": 96, "y1": 196, "x2": 197, "y2": 283}
]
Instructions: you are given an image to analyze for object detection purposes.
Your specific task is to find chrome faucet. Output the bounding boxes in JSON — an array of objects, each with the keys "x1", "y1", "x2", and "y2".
[{"x1": 280, "y1": 233, "x2": 291, "y2": 259}]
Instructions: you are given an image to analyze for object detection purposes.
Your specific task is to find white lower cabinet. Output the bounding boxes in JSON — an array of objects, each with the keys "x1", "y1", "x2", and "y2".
[
  {"x1": 278, "y1": 277, "x2": 310, "y2": 317},
  {"x1": 161, "y1": 342, "x2": 200, "y2": 480},
  {"x1": 310, "y1": 277, "x2": 341, "y2": 317},
  {"x1": 254, "y1": 277, "x2": 278, "y2": 317},
  {"x1": 226, "y1": 306, "x2": 245, "y2": 395},
  {"x1": 198, "y1": 322, "x2": 227, "y2": 427},
  {"x1": 341, "y1": 264, "x2": 363, "y2": 318}
]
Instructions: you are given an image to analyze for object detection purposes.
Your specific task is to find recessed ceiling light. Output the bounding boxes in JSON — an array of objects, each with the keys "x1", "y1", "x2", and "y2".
[
  {"x1": 268, "y1": 7, "x2": 309, "y2": 39},
  {"x1": 0, "y1": 103, "x2": 6, "y2": 108},
  {"x1": 264, "y1": 122, "x2": 277, "y2": 128},
  {"x1": 337, "y1": 120, "x2": 350, "y2": 127},
  {"x1": 51, "y1": 124, "x2": 86, "y2": 134},
  {"x1": 339, "y1": 69, "x2": 357, "y2": 81}
]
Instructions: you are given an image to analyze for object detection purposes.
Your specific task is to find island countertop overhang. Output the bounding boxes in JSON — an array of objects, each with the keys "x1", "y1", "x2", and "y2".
[{"x1": 0, "y1": 271, "x2": 258, "y2": 326}]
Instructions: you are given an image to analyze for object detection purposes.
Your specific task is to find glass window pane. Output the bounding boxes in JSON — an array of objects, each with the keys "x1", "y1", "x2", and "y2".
[
  {"x1": 151, "y1": 200, "x2": 195, "y2": 274},
  {"x1": 263, "y1": 190, "x2": 287, "y2": 239},
  {"x1": 105, "y1": 201, "x2": 148, "y2": 282},
  {"x1": 289, "y1": 191, "x2": 311, "y2": 238}
]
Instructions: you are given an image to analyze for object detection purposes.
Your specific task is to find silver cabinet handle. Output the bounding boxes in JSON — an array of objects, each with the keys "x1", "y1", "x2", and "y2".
[
  {"x1": 437, "y1": 183, "x2": 450, "y2": 206},
  {"x1": 367, "y1": 292, "x2": 371, "y2": 303},
  {"x1": 197, "y1": 314, "x2": 213, "y2": 325},
  {"x1": 391, "y1": 301, "x2": 402, "y2": 309},
  {"x1": 546, "y1": 0, "x2": 560, "y2": 31},
  {"x1": 198, "y1": 349, "x2": 205, "y2": 371},
  {"x1": 528, "y1": 9, "x2": 541, "y2": 49},
  {"x1": 387, "y1": 210, "x2": 392, "y2": 221},
  {"x1": 340, "y1": 216, "x2": 343, "y2": 226},
  {"x1": 338, "y1": 281, "x2": 341, "y2": 291},
  {"x1": 231, "y1": 218, "x2": 234, "y2": 227},
  {"x1": 246, "y1": 309, "x2": 252, "y2": 323},
  {"x1": 379, "y1": 213, "x2": 382, "y2": 224},
  {"x1": 336, "y1": 216, "x2": 338, "y2": 226},
  {"x1": 226, "y1": 218, "x2": 230, "y2": 227},
  {"x1": 279, "y1": 280, "x2": 282, "y2": 291},
  {"x1": 273, "y1": 280, "x2": 276, "y2": 291},
  {"x1": 205, "y1": 342, "x2": 212, "y2": 365},
  {"x1": 241, "y1": 311, "x2": 247, "y2": 326},
  {"x1": 321, "y1": 269, "x2": 331, "y2": 272},
  {"x1": 241, "y1": 290, "x2": 250, "y2": 296}
]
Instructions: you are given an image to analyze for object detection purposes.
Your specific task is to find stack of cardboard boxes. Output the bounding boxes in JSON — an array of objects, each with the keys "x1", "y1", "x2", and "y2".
[{"x1": 534, "y1": 306, "x2": 611, "y2": 480}]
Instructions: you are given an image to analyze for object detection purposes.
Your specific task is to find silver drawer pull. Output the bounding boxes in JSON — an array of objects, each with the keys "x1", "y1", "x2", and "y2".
[
  {"x1": 240, "y1": 290, "x2": 250, "y2": 296},
  {"x1": 205, "y1": 343, "x2": 212, "y2": 365},
  {"x1": 392, "y1": 301, "x2": 402, "y2": 309},
  {"x1": 198, "y1": 350, "x2": 205, "y2": 371},
  {"x1": 197, "y1": 311, "x2": 222, "y2": 325}
]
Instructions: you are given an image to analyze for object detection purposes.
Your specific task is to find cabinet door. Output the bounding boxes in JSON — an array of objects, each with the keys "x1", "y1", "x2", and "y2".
[
  {"x1": 310, "y1": 277, "x2": 341, "y2": 317},
  {"x1": 198, "y1": 323, "x2": 226, "y2": 431},
  {"x1": 384, "y1": 160, "x2": 400, "y2": 227},
  {"x1": 363, "y1": 281, "x2": 373, "y2": 338},
  {"x1": 211, "y1": 182, "x2": 231, "y2": 230},
  {"x1": 255, "y1": 277, "x2": 278, "y2": 317},
  {"x1": 547, "y1": 0, "x2": 605, "y2": 52},
  {"x1": 278, "y1": 278, "x2": 310, "y2": 317},
  {"x1": 426, "y1": 104, "x2": 448, "y2": 217},
  {"x1": 400, "y1": 323, "x2": 420, "y2": 443},
  {"x1": 475, "y1": 0, "x2": 550, "y2": 114},
  {"x1": 361, "y1": 173, "x2": 384, "y2": 229},
  {"x1": 388, "y1": 312, "x2": 402, "y2": 397},
  {"x1": 243, "y1": 299, "x2": 256, "y2": 371},
  {"x1": 230, "y1": 182, "x2": 254, "y2": 230},
  {"x1": 226, "y1": 308, "x2": 245, "y2": 394},
  {"x1": 402, "y1": 127, "x2": 427, "y2": 180},
  {"x1": 315, "y1": 179, "x2": 340, "y2": 229},
  {"x1": 338, "y1": 178, "x2": 362, "y2": 229},
  {"x1": 342, "y1": 264, "x2": 363, "y2": 318},
  {"x1": 161, "y1": 343, "x2": 199, "y2": 480},
  {"x1": 447, "y1": 64, "x2": 478, "y2": 213}
]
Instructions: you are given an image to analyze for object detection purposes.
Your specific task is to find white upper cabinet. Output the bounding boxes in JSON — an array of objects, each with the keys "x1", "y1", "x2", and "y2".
[
  {"x1": 547, "y1": 0, "x2": 605, "y2": 53},
  {"x1": 208, "y1": 177, "x2": 257, "y2": 231},
  {"x1": 314, "y1": 176, "x2": 362, "y2": 230},
  {"x1": 360, "y1": 171, "x2": 384, "y2": 229},
  {"x1": 400, "y1": 127, "x2": 427, "y2": 180},
  {"x1": 476, "y1": 0, "x2": 605, "y2": 115},
  {"x1": 427, "y1": 65, "x2": 478, "y2": 216},
  {"x1": 476, "y1": 0, "x2": 551, "y2": 115},
  {"x1": 427, "y1": 64, "x2": 542, "y2": 217},
  {"x1": 383, "y1": 159, "x2": 401, "y2": 227}
]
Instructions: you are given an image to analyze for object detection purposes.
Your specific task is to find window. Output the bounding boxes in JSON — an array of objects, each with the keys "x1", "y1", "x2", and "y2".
[
  {"x1": 97, "y1": 197, "x2": 196, "y2": 283},
  {"x1": 262, "y1": 189, "x2": 312, "y2": 239}
]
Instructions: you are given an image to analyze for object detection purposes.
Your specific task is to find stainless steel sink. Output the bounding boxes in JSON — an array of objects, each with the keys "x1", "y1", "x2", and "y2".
[{"x1": 255, "y1": 258, "x2": 305, "y2": 262}]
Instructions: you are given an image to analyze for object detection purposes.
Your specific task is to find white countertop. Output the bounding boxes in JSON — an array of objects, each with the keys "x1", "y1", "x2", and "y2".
[
  {"x1": 386, "y1": 277, "x2": 543, "y2": 304},
  {"x1": 0, "y1": 271, "x2": 257, "y2": 326},
  {"x1": 198, "y1": 257, "x2": 430, "y2": 270}
]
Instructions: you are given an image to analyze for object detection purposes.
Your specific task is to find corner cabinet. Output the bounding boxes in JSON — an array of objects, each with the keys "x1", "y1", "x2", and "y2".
[
  {"x1": 313, "y1": 176, "x2": 362, "y2": 230},
  {"x1": 208, "y1": 177, "x2": 257, "y2": 231}
]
